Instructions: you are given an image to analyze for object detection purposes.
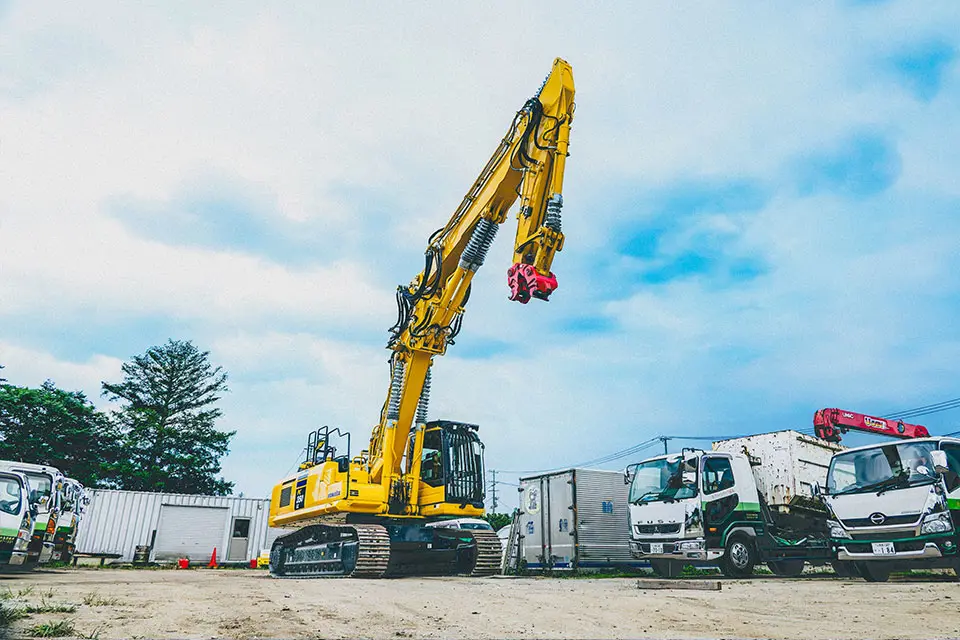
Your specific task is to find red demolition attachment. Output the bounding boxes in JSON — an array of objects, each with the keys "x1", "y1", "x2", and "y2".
[{"x1": 507, "y1": 263, "x2": 558, "y2": 304}]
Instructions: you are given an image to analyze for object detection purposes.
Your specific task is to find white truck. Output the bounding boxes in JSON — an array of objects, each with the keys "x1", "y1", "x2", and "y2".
[
  {"x1": 0, "y1": 470, "x2": 35, "y2": 567},
  {"x1": 52, "y1": 478, "x2": 87, "y2": 563},
  {"x1": 821, "y1": 436, "x2": 960, "y2": 581},
  {"x1": 0, "y1": 461, "x2": 66, "y2": 564},
  {"x1": 626, "y1": 431, "x2": 841, "y2": 577}
]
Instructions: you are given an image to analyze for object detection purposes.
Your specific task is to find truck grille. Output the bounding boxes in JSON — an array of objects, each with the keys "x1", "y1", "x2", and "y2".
[
  {"x1": 841, "y1": 514, "x2": 917, "y2": 528},
  {"x1": 850, "y1": 530, "x2": 914, "y2": 541},
  {"x1": 634, "y1": 523, "x2": 681, "y2": 535}
]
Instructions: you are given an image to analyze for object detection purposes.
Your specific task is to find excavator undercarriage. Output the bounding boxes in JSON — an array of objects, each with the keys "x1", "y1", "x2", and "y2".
[{"x1": 269, "y1": 520, "x2": 501, "y2": 579}]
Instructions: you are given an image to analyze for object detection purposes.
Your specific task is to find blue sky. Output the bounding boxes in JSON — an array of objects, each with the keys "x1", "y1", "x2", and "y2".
[{"x1": 1, "y1": 2, "x2": 959, "y2": 507}]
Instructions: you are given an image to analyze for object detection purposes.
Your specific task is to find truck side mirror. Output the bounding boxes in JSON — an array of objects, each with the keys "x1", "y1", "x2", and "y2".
[
  {"x1": 930, "y1": 450, "x2": 949, "y2": 474},
  {"x1": 812, "y1": 483, "x2": 823, "y2": 498},
  {"x1": 623, "y1": 467, "x2": 635, "y2": 485}
]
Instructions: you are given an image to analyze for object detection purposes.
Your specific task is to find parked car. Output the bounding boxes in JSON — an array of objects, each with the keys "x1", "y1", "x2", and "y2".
[{"x1": 424, "y1": 517, "x2": 493, "y2": 531}]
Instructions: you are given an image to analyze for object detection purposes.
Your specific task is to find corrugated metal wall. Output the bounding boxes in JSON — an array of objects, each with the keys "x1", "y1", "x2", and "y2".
[{"x1": 75, "y1": 489, "x2": 279, "y2": 563}]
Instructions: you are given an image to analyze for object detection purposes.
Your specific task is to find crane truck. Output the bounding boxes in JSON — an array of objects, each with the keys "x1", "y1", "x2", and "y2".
[
  {"x1": 626, "y1": 431, "x2": 842, "y2": 578},
  {"x1": 814, "y1": 408, "x2": 960, "y2": 581},
  {"x1": 267, "y1": 58, "x2": 576, "y2": 578},
  {"x1": 0, "y1": 461, "x2": 65, "y2": 565}
]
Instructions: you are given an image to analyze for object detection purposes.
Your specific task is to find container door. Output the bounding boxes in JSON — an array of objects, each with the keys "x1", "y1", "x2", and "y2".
[
  {"x1": 227, "y1": 517, "x2": 250, "y2": 561},
  {"x1": 546, "y1": 473, "x2": 575, "y2": 569},
  {"x1": 519, "y1": 477, "x2": 547, "y2": 569}
]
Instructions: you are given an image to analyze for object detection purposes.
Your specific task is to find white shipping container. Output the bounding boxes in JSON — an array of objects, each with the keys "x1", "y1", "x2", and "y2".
[
  {"x1": 712, "y1": 430, "x2": 843, "y2": 510},
  {"x1": 517, "y1": 469, "x2": 645, "y2": 571}
]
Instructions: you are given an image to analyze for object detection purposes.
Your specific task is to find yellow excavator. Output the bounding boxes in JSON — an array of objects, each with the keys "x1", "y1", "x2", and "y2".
[{"x1": 267, "y1": 58, "x2": 575, "y2": 578}]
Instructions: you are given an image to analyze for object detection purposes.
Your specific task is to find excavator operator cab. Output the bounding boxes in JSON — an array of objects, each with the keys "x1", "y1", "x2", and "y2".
[{"x1": 418, "y1": 420, "x2": 485, "y2": 508}]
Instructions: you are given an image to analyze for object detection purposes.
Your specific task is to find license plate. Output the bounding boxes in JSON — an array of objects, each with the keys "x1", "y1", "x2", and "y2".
[
  {"x1": 649, "y1": 543, "x2": 664, "y2": 554},
  {"x1": 872, "y1": 542, "x2": 896, "y2": 556}
]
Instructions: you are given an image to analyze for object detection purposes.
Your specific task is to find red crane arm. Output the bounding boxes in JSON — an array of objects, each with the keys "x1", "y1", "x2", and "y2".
[{"x1": 813, "y1": 408, "x2": 930, "y2": 443}]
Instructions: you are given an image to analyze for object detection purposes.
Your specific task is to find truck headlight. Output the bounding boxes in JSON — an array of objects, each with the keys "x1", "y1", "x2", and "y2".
[
  {"x1": 827, "y1": 520, "x2": 851, "y2": 539},
  {"x1": 677, "y1": 540, "x2": 704, "y2": 551},
  {"x1": 920, "y1": 512, "x2": 953, "y2": 535}
]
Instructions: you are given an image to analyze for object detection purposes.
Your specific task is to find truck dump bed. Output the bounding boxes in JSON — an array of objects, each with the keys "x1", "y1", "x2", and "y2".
[{"x1": 712, "y1": 430, "x2": 843, "y2": 512}]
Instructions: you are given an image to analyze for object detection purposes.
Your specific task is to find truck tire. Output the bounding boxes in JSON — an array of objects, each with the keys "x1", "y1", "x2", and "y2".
[
  {"x1": 649, "y1": 559, "x2": 683, "y2": 578},
  {"x1": 720, "y1": 535, "x2": 756, "y2": 578},
  {"x1": 831, "y1": 561, "x2": 858, "y2": 578},
  {"x1": 767, "y1": 559, "x2": 804, "y2": 577},
  {"x1": 855, "y1": 562, "x2": 890, "y2": 582}
]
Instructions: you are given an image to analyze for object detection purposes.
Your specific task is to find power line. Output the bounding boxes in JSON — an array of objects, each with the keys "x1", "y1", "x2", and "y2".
[{"x1": 882, "y1": 396, "x2": 960, "y2": 421}]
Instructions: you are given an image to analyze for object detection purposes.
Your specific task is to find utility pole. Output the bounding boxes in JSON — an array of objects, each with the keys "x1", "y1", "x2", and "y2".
[
  {"x1": 489, "y1": 469, "x2": 499, "y2": 511},
  {"x1": 659, "y1": 436, "x2": 670, "y2": 455}
]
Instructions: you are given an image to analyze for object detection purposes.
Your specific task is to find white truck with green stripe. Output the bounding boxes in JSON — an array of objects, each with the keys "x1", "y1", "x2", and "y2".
[
  {"x1": 0, "y1": 470, "x2": 34, "y2": 567},
  {"x1": 52, "y1": 478, "x2": 87, "y2": 563},
  {"x1": 822, "y1": 436, "x2": 960, "y2": 582},
  {"x1": 0, "y1": 461, "x2": 65, "y2": 565},
  {"x1": 627, "y1": 431, "x2": 841, "y2": 578}
]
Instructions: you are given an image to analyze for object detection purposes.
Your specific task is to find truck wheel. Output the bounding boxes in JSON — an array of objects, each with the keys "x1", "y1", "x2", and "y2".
[
  {"x1": 720, "y1": 535, "x2": 756, "y2": 578},
  {"x1": 649, "y1": 559, "x2": 683, "y2": 578},
  {"x1": 855, "y1": 562, "x2": 890, "y2": 582},
  {"x1": 767, "y1": 559, "x2": 804, "y2": 577},
  {"x1": 831, "y1": 561, "x2": 858, "y2": 578}
]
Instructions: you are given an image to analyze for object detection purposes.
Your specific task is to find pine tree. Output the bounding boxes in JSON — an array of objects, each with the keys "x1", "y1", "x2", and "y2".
[{"x1": 102, "y1": 339, "x2": 235, "y2": 495}]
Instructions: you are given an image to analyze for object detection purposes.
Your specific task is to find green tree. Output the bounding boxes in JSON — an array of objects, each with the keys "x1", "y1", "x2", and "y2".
[
  {"x1": 102, "y1": 339, "x2": 235, "y2": 495},
  {"x1": 0, "y1": 381, "x2": 121, "y2": 487},
  {"x1": 483, "y1": 512, "x2": 513, "y2": 530}
]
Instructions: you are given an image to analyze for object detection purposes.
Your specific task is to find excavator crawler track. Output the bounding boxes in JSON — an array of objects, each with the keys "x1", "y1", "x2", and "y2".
[
  {"x1": 466, "y1": 529, "x2": 502, "y2": 576},
  {"x1": 270, "y1": 522, "x2": 502, "y2": 579},
  {"x1": 270, "y1": 523, "x2": 390, "y2": 579}
]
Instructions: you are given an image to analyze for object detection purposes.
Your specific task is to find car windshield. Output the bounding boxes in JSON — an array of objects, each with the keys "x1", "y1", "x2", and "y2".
[
  {"x1": 0, "y1": 477, "x2": 23, "y2": 515},
  {"x1": 459, "y1": 522, "x2": 492, "y2": 530},
  {"x1": 827, "y1": 441, "x2": 939, "y2": 495},
  {"x1": 629, "y1": 457, "x2": 697, "y2": 503}
]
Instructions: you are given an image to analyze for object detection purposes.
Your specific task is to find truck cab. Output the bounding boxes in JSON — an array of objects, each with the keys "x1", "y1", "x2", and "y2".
[
  {"x1": 0, "y1": 471, "x2": 34, "y2": 567},
  {"x1": 0, "y1": 461, "x2": 66, "y2": 564},
  {"x1": 627, "y1": 450, "x2": 765, "y2": 577},
  {"x1": 822, "y1": 436, "x2": 960, "y2": 581}
]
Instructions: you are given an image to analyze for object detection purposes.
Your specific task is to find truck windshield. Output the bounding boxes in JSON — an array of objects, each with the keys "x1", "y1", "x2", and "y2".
[
  {"x1": 0, "y1": 477, "x2": 22, "y2": 515},
  {"x1": 827, "y1": 441, "x2": 939, "y2": 495},
  {"x1": 25, "y1": 473, "x2": 52, "y2": 505},
  {"x1": 629, "y1": 457, "x2": 697, "y2": 503}
]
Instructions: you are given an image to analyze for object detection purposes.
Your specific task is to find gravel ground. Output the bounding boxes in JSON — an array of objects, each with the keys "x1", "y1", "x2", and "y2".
[{"x1": 1, "y1": 568, "x2": 958, "y2": 639}]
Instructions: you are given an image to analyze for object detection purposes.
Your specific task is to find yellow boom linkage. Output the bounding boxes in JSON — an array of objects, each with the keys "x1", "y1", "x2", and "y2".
[{"x1": 268, "y1": 59, "x2": 575, "y2": 578}]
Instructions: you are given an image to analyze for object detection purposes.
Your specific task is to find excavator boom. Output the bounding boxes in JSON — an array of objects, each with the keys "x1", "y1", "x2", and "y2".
[{"x1": 813, "y1": 408, "x2": 930, "y2": 444}]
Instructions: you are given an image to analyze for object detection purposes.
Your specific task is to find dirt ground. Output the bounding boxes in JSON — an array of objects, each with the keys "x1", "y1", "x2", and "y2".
[{"x1": 1, "y1": 568, "x2": 958, "y2": 639}]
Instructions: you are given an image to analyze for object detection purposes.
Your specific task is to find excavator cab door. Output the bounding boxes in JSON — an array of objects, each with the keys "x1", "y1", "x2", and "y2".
[{"x1": 418, "y1": 421, "x2": 485, "y2": 508}]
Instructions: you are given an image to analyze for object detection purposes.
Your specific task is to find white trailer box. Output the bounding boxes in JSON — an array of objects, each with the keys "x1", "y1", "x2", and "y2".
[
  {"x1": 517, "y1": 468, "x2": 644, "y2": 571},
  {"x1": 712, "y1": 430, "x2": 843, "y2": 511}
]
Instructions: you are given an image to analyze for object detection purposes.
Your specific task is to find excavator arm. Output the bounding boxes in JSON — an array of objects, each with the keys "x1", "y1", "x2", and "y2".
[
  {"x1": 813, "y1": 408, "x2": 930, "y2": 444},
  {"x1": 367, "y1": 58, "x2": 575, "y2": 506}
]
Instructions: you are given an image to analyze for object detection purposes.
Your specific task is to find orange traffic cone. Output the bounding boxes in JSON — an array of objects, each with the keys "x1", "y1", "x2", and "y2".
[{"x1": 207, "y1": 547, "x2": 218, "y2": 568}]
